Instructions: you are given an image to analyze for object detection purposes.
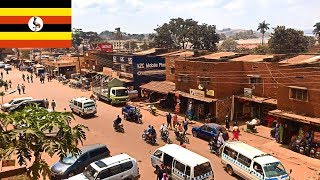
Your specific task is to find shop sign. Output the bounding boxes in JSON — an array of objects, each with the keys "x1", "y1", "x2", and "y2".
[
  {"x1": 2, "y1": 160, "x2": 15, "y2": 167},
  {"x1": 206, "y1": 90, "x2": 215, "y2": 97},
  {"x1": 97, "y1": 43, "x2": 113, "y2": 52},
  {"x1": 190, "y1": 89, "x2": 204, "y2": 97},
  {"x1": 244, "y1": 88, "x2": 252, "y2": 98}
]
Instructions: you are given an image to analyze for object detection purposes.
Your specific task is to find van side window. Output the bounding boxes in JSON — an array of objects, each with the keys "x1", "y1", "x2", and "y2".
[
  {"x1": 77, "y1": 102, "x2": 82, "y2": 108},
  {"x1": 121, "y1": 161, "x2": 133, "y2": 171},
  {"x1": 185, "y1": 166, "x2": 191, "y2": 176},
  {"x1": 154, "y1": 150, "x2": 162, "y2": 158},
  {"x1": 112, "y1": 90, "x2": 116, "y2": 95},
  {"x1": 98, "y1": 169, "x2": 110, "y2": 179},
  {"x1": 108, "y1": 165, "x2": 122, "y2": 177},
  {"x1": 223, "y1": 146, "x2": 238, "y2": 160},
  {"x1": 174, "y1": 160, "x2": 186, "y2": 173},
  {"x1": 73, "y1": 101, "x2": 77, "y2": 106},
  {"x1": 237, "y1": 154, "x2": 251, "y2": 168}
]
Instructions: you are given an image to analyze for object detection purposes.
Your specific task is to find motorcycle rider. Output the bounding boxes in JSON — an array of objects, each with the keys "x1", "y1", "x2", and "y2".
[
  {"x1": 174, "y1": 123, "x2": 184, "y2": 139},
  {"x1": 160, "y1": 123, "x2": 167, "y2": 137},
  {"x1": 149, "y1": 126, "x2": 157, "y2": 141},
  {"x1": 113, "y1": 115, "x2": 122, "y2": 129}
]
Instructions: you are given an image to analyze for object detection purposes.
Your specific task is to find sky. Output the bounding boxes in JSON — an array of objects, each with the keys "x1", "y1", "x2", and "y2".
[{"x1": 72, "y1": 0, "x2": 320, "y2": 34}]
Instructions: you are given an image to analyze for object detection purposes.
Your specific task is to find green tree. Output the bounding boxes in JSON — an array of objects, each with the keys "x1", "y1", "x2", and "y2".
[
  {"x1": 220, "y1": 38, "x2": 238, "y2": 52},
  {"x1": 189, "y1": 24, "x2": 220, "y2": 51},
  {"x1": 123, "y1": 41, "x2": 138, "y2": 51},
  {"x1": 257, "y1": 21, "x2": 270, "y2": 45},
  {"x1": 0, "y1": 105, "x2": 88, "y2": 180},
  {"x1": 313, "y1": 22, "x2": 320, "y2": 44},
  {"x1": 253, "y1": 45, "x2": 270, "y2": 54},
  {"x1": 268, "y1": 26, "x2": 309, "y2": 54},
  {"x1": 140, "y1": 42, "x2": 151, "y2": 50}
]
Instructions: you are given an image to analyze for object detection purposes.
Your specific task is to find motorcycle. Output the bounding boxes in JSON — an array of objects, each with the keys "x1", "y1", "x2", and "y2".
[
  {"x1": 175, "y1": 131, "x2": 189, "y2": 144},
  {"x1": 208, "y1": 137, "x2": 222, "y2": 155},
  {"x1": 113, "y1": 123, "x2": 124, "y2": 133},
  {"x1": 160, "y1": 130, "x2": 171, "y2": 144},
  {"x1": 142, "y1": 129, "x2": 157, "y2": 145},
  {"x1": 148, "y1": 105, "x2": 157, "y2": 115},
  {"x1": 310, "y1": 143, "x2": 320, "y2": 159}
]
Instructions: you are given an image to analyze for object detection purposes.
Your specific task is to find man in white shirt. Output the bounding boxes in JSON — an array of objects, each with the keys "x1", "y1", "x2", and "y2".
[{"x1": 160, "y1": 123, "x2": 167, "y2": 137}]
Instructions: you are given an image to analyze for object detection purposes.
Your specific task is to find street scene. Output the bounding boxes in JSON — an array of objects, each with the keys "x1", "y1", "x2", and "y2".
[{"x1": 0, "y1": 0, "x2": 320, "y2": 180}]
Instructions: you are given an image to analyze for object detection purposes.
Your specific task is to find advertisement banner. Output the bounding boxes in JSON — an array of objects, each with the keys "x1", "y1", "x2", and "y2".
[{"x1": 97, "y1": 43, "x2": 113, "y2": 52}]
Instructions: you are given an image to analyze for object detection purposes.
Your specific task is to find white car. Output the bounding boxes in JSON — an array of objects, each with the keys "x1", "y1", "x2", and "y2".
[
  {"x1": 1, "y1": 97, "x2": 33, "y2": 112},
  {"x1": 0, "y1": 62, "x2": 5, "y2": 68},
  {"x1": 67, "y1": 153, "x2": 140, "y2": 180},
  {"x1": 69, "y1": 97, "x2": 97, "y2": 117},
  {"x1": 4, "y1": 64, "x2": 12, "y2": 71}
]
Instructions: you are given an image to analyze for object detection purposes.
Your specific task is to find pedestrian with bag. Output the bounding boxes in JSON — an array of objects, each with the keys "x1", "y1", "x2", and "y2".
[{"x1": 17, "y1": 84, "x2": 21, "y2": 95}]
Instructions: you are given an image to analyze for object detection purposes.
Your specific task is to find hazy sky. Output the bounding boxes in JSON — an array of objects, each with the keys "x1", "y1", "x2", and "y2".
[{"x1": 72, "y1": 0, "x2": 320, "y2": 33}]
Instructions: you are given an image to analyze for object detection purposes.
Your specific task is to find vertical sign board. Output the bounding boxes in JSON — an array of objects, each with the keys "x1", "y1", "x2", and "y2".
[{"x1": 132, "y1": 56, "x2": 166, "y2": 90}]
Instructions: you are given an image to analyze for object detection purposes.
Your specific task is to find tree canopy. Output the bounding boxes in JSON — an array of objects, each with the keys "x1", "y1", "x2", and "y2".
[
  {"x1": 123, "y1": 41, "x2": 138, "y2": 51},
  {"x1": 257, "y1": 20, "x2": 270, "y2": 44},
  {"x1": 220, "y1": 38, "x2": 238, "y2": 52},
  {"x1": 268, "y1": 26, "x2": 309, "y2": 54},
  {"x1": 151, "y1": 18, "x2": 220, "y2": 51},
  {"x1": 0, "y1": 105, "x2": 88, "y2": 180},
  {"x1": 313, "y1": 22, "x2": 320, "y2": 44}
]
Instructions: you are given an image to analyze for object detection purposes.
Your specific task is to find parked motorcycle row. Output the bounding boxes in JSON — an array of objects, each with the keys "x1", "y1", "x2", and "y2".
[{"x1": 290, "y1": 139, "x2": 320, "y2": 159}]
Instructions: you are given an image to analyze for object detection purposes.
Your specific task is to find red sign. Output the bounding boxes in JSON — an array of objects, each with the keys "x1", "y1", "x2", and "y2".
[{"x1": 97, "y1": 43, "x2": 113, "y2": 52}]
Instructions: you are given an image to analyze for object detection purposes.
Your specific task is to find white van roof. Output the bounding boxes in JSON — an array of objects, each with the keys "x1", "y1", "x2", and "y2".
[
  {"x1": 91, "y1": 153, "x2": 134, "y2": 171},
  {"x1": 72, "y1": 97, "x2": 94, "y2": 103},
  {"x1": 158, "y1": 144, "x2": 210, "y2": 167},
  {"x1": 254, "y1": 155, "x2": 280, "y2": 165},
  {"x1": 12, "y1": 97, "x2": 33, "y2": 101},
  {"x1": 225, "y1": 141, "x2": 267, "y2": 160}
]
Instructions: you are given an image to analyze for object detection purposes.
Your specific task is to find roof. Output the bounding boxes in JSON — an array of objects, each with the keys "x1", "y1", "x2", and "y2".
[
  {"x1": 254, "y1": 155, "x2": 280, "y2": 165},
  {"x1": 133, "y1": 48, "x2": 158, "y2": 55},
  {"x1": 140, "y1": 81, "x2": 175, "y2": 94},
  {"x1": 279, "y1": 55, "x2": 320, "y2": 65},
  {"x1": 178, "y1": 91, "x2": 216, "y2": 103},
  {"x1": 225, "y1": 141, "x2": 267, "y2": 160},
  {"x1": 92, "y1": 153, "x2": 133, "y2": 171},
  {"x1": 231, "y1": 55, "x2": 274, "y2": 62},
  {"x1": 79, "y1": 144, "x2": 106, "y2": 154},
  {"x1": 158, "y1": 144, "x2": 210, "y2": 167},
  {"x1": 159, "y1": 50, "x2": 194, "y2": 57},
  {"x1": 269, "y1": 109, "x2": 320, "y2": 126},
  {"x1": 200, "y1": 52, "x2": 238, "y2": 60},
  {"x1": 235, "y1": 95, "x2": 277, "y2": 106},
  {"x1": 73, "y1": 97, "x2": 94, "y2": 103}
]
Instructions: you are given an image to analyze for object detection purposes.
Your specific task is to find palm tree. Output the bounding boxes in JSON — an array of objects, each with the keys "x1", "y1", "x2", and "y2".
[
  {"x1": 313, "y1": 22, "x2": 320, "y2": 44},
  {"x1": 0, "y1": 105, "x2": 88, "y2": 180},
  {"x1": 257, "y1": 20, "x2": 270, "y2": 45}
]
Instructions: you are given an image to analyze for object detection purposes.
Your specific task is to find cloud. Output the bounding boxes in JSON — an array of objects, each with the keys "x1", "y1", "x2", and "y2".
[{"x1": 223, "y1": 0, "x2": 246, "y2": 11}]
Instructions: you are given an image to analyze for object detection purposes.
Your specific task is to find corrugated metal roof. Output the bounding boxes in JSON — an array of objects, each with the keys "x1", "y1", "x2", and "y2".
[
  {"x1": 140, "y1": 81, "x2": 175, "y2": 94},
  {"x1": 279, "y1": 55, "x2": 319, "y2": 65},
  {"x1": 231, "y1": 55, "x2": 274, "y2": 62},
  {"x1": 201, "y1": 52, "x2": 237, "y2": 60}
]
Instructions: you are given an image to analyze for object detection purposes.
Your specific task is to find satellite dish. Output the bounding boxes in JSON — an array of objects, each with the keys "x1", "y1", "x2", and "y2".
[{"x1": 198, "y1": 84, "x2": 204, "y2": 90}]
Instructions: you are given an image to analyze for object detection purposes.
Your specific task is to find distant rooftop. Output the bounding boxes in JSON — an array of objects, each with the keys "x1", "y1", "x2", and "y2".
[
  {"x1": 159, "y1": 50, "x2": 194, "y2": 57},
  {"x1": 134, "y1": 48, "x2": 168, "y2": 56},
  {"x1": 231, "y1": 54, "x2": 274, "y2": 62},
  {"x1": 200, "y1": 52, "x2": 238, "y2": 60},
  {"x1": 279, "y1": 55, "x2": 320, "y2": 65}
]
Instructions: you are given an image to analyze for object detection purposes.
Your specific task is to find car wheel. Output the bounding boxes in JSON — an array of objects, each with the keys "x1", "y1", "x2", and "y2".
[
  {"x1": 192, "y1": 131, "x2": 198, "y2": 137},
  {"x1": 226, "y1": 165, "x2": 234, "y2": 176}
]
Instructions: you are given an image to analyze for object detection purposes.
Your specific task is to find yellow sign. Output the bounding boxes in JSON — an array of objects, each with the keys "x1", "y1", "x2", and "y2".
[{"x1": 206, "y1": 90, "x2": 215, "y2": 97}]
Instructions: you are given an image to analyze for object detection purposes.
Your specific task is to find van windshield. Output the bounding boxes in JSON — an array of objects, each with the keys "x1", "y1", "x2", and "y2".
[
  {"x1": 194, "y1": 162, "x2": 212, "y2": 177},
  {"x1": 60, "y1": 154, "x2": 77, "y2": 165},
  {"x1": 83, "y1": 165, "x2": 98, "y2": 180},
  {"x1": 115, "y1": 89, "x2": 128, "y2": 96},
  {"x1": 263, "y1": 162, "x2": 287, "y2": 178},
  {"x1": 84, "y1": 102, "x2": 95, "y2": 108}
]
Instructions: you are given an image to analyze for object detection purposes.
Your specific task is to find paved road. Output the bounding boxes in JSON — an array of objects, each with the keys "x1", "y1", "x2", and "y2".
[{"x1": 1, "y1": 68, "x2": 235, "y2": 179}]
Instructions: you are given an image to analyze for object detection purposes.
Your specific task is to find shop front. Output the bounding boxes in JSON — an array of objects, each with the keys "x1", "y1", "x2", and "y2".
[{"x1": 269, "y1": 109, "x2": 320, "y2": 159}]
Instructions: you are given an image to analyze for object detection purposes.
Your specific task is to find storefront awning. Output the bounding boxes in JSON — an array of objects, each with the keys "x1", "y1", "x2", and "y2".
[
  {"x1": 236, "y1": 95, "x2": 277, "y2": 105},
  {"x1": 178, "y1": 91, "x2": 216, "y2": 103},
  {"x1": 269, "y1": 109, "x2": 320, "y2": 126},
  {"x1": 140, "y1": 81, "x2": 175, "y2": 94}
]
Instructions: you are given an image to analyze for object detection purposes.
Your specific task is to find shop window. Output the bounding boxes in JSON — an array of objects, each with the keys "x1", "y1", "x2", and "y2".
[
  {"x1": 170, "y1": 67, "x2": 175, "y2": 74},
  {"x1": 198, "y1": 77, "x2": 210, "y2": 86},
  {"x1": 249, "y1": 77, "x2": 261, "y2": 84},
  {"x1": 178, "y1": 75, "x2": 189, "y2": 83},
  {"x1": 290, "y1": 88, "x2": 308, "y2": 101}
]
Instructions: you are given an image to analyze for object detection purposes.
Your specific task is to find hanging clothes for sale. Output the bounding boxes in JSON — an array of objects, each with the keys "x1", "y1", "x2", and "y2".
[{"x1": 279, "y1": 124, "x2": 284, "y2": 143}]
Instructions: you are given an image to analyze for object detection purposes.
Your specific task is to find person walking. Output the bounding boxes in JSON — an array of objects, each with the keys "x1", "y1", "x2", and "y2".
[
  {"x1": 51, "y1": 100, "x2": 56, "y2": 111},
  {"x1": 26, "y1": 74, "x2": 30, "y2": 83},
  {"x1": 4, "y1": 80, "x2": 8, "y2": 91},
  {"x1": 183, "y1": 117, "x2": 189, "y2": 135},
  {"x1": 157, "y1": 164, "x2": 165, "y2": 180},
  {"x1": 172, "y1": 112, "x2": 178, "y2": 128},
  {"x1": 44, "y1": 99, "x2": 49, "y2": 109},
  {"x1": 21, "y1": 84, "x2": 25, "y2": 94},
  {"x1": 8, "y1": 80, "x2": 12, "y2": 88},
  {"x1": 47, "y1": 74, "x2": 50, "y2": 82},
  {"x1": 6, "y1": 69, "x2": 9, "y2": 74},
  {"x1": 30, "y1": 74, "x2": 33, "y2": 83},
  {"x1": 232, "y1": 122, "x2": 240, "y2": 141},
  {"x1": 0, "y1": 71, "x2": 3, "y2": 79},
  {"x1": 166, "y1": 112, "x2": 172, "y2": 130},
  {"x1": 17, "y1": 84, "x2": 21, "y2": 95},
  {"x1": 225, "y1": 115, "x2": 230, "y2": 131},
  {"x1": 22, "y1": 73, "x2": 25, "y2": 81}
]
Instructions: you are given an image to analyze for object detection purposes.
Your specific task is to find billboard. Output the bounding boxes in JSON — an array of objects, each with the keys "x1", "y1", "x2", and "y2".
[{"x1": 97, "y1": 43, "x2": 113, "y2": 52}]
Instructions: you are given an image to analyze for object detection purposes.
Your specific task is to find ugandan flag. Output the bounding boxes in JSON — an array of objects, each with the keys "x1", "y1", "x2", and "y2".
[{"x1": 0, "y1": 0, "x2": 71, "y2": 48}]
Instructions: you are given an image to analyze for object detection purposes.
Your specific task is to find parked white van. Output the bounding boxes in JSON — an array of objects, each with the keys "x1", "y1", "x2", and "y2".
[
  {"x1": 69, "y1": 97, "x2": 97, "y2": 117},
  {"x1": 1, "y1": 97, "x2": 33, "y2": 112},
  {"x1": 67, "y1": 153, "x2": 140, "y2": 180},
  {"x1": 151, "y1": 144, "x2": 214, "y2": 180},
  {"x1": 221, "y1": 141, "x2": 291, "y2": 180}
]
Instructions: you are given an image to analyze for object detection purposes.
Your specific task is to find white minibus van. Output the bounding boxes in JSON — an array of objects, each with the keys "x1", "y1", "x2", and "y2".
[
  {"x1": 151, "y1": 144, "x2": 214, "y2": 180},
  {"x1": 221, "y1": 141, "x2": 291, "y2": 180}
]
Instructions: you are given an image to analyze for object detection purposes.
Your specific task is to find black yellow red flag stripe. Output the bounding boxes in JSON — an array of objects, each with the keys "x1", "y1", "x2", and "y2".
[{"x1": 0, "y1": 0, "x2": 72, "y2": 48}]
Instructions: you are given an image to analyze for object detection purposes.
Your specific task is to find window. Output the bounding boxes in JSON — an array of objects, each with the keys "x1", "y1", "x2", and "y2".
[
  {"x1": 237, "y1": 154, "x2": 251, "y2": 168},
  {"x1": 194, "y1": 162, "x2": 212, "y2": 177},
  {"x1": 249, "y1": 77, "x2": 261, "y2": 84},
  {"x1": 89, "y1": 147, "x2": 105, "y2": 158},
  {"x1": 78, "y1": 153, "x2": 89, "y2": 163},
  {"x1": 77, "y1": 102, "x2": 82, "y2": 108},
  {"x1": 121, "y1": 161, "x2": 133, "y2": 171},
  {"x1": 290, "y1": 88, "x2": 308, "y2": 101},
  {"x1": 170, "y1": 67, "x2": 175, "y2": 74},
  {"x1": 73, "y1": 101, "x2": 77, "y2": 106},
  {"x1": 206, "y1": 127, "x2": 213, "y2": 132},
  {"x1": 98, "y1": 169, "x2": 110, "y2": 179},
  {"x1": 223, "y1": 147, "x2": 238, "y2": 160},
  {"x1": 185, "y1": 166, "x2": 191, "y2": 176},
  {"x1": 198, "y1": 77, "x2": 210, "y2": 86},
  {"x1": 154, "y1": 150, "x2": 163, "y2": 158},
  {"x1": 253, "y1": 162, "x2": 263, "y2": 175},
  {"x1": 178, "y1": 75, "x2": 189, "y2": 83},
  {"x1": 108, "y1": 165, "x2": 122, "y2": 177},
  {"x1": 200, "y1": 125, "x2": 208, "y2": 131},
  {"x1": 174, "y1": 160, "x2": 186, "y2": 173}
]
